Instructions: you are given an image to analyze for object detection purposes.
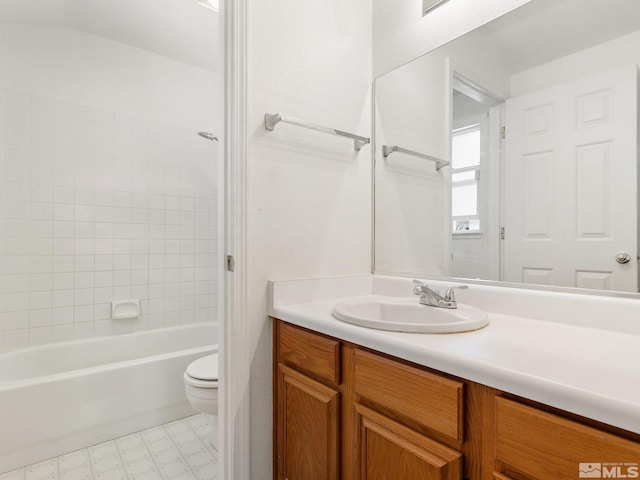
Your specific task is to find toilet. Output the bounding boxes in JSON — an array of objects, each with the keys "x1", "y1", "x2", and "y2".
[{"x1": 184, "y1": 353, "x2": 219, "y2": 449}]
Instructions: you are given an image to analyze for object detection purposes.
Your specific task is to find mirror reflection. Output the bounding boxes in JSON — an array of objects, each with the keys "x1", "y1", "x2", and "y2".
[{"x1": 374, "y1": 0, "x2": 640, "y2": 293}]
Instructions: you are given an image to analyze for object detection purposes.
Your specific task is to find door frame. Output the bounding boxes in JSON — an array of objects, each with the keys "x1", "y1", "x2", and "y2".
[
  {"x1": 220, "y1": 0, "x2": 250, "y2": 478},
  {"x1": 446, "y1": 59, "x2": 506, "y2": 280}
]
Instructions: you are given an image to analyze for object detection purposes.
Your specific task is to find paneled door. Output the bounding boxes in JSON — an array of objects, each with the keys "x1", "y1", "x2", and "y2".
[
  {"x1": 275, "y1": 364, "x2": 340, "y2": 480},
  {"x1": 503, "y1": 65, "x2": 637, "y2": 292},
  {"x1": 354, "y1": 403, "x2": 461, "y2": 480}
]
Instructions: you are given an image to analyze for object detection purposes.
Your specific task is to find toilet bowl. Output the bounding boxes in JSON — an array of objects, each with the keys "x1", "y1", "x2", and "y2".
[{"x1": 184, "y1": 352, "x2": 219, "y2": 449}]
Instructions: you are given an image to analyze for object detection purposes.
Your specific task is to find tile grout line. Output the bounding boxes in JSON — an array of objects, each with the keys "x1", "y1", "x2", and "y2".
[
  {"x1": 84, "y1": 447, "x2": 97, "y2": 480},
  {"x1": 111, "y1": 437, "x2": 132, "y2": 480},
  {"x1": 3, "y1": 415, "x2": 214, "y2": 480},
  {"x1": 181, "y1": 415, "x2": 218, "y2": 478},
  {"x1": 159, "y1": 419, "x2": 202, "y2": 479},
  {"x1": 183, "y1": 415, "x2": 216, "y2": 458},
  {"x1": 137, "y1": 430, "x2": 171, "y2": 480}
]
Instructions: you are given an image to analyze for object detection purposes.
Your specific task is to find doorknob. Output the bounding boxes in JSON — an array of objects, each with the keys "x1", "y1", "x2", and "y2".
[{"x1": 615, "y1": 252, "x2": 632, "y2": 264}]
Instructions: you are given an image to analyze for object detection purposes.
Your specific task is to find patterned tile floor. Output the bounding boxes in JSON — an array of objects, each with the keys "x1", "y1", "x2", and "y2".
[{"x1": 0, "y1": 415, "x2": 217, "y2": 480}]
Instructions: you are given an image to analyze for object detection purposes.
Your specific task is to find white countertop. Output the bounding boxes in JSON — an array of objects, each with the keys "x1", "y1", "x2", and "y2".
[{"x1": 269, "y1": 275, "x2": 640, "y2": 435}]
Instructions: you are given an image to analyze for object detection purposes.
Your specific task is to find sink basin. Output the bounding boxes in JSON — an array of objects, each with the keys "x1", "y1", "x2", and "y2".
[{"x1": 332, "y1": 295, "x2": 489, "y2": 333}]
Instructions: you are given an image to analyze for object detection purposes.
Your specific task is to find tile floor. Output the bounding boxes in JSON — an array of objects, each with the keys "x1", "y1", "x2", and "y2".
[{"x1": 0, "y1": 415, "x2": 217, "y2": 480}]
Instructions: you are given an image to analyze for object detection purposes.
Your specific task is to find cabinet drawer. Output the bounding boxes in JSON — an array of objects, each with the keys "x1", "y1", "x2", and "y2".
[
  {"x1": 354, "y1": 349, "x2": 464, "y2": 441},
  {"x1": 496, "y1": 397, "x2": 640, "y2": 480},
  {"x1": 278, "y1": 322, "x2": 341, "y2": 384}
]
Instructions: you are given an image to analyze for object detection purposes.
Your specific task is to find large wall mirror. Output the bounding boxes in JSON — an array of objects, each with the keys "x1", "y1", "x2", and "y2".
[{"x1": 374, "y1": 0, "x2": 640, "y2": 294}]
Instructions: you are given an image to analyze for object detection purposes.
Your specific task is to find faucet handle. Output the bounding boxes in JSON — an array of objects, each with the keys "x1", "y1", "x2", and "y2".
[
  {"x1": 412, "y1": 279, "x2": 430, "y2": 296},
  {"x1": 444, "y1": 285, "x2": 468, "y2": 302}
]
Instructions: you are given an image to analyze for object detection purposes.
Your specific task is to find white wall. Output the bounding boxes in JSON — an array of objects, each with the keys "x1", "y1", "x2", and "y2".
[
  {"x1": 511, "y1": 29, "x2": 640, "y2": 96},
  {"x1": 245, "y1": 0, "x2": 372, "y2": 477},
  {"x1": 0, "y1": 25, "x2": 220, "y2": 131},
  {"x1": 374, "y1": 29, "x2": 510, "y2": 275},
  {"x1": 374, "y1": 54, "x2": 450, "y2": 275},
  {"x1": 235, "y1": 0, "x2": 542, "y2": 475},
  {"x1": 373, "y1": 0, "x2": 532, "y2": 77},
  {"x1": 0, "y1": 26, "x2": 219, "y2": 351}
]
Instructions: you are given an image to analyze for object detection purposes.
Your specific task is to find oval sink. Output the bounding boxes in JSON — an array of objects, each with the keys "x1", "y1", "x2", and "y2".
[{"x1": 332, "y1": 295, "x2": 489, "y2": 334}]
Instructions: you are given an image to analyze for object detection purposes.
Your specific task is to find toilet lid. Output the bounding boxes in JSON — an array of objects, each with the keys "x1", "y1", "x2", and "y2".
[{"x1": 186, "y1": 354, "x2": 219, "y2": 381}]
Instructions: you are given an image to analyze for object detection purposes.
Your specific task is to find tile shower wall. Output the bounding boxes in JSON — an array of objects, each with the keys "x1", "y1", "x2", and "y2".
[{"x1": 0, "y1": 88, "x2": 218, "y2": 351}]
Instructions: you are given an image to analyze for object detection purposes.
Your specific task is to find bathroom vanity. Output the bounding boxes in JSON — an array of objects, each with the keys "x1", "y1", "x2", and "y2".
[{"x1": 270, "y1": 275, "x2": 640, "y2": 480}]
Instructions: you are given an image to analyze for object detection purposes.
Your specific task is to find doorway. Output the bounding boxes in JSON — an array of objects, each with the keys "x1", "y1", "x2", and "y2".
[{"x1": 449, "y1": 70, "x2": 504, "y2": 280}]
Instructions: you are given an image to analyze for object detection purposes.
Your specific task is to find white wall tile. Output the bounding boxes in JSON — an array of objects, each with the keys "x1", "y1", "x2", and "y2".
[
  {"x1": 29, "y1": 308, "x2": 52, "y2": 328},
  {"x1": 74, "y1": 305, "x2": 94, "y2": 323},
  {"x1": 6, "y1": 183, "x2": 29, "y2": 201},
  {"x1": 30, "y1": 256, "x2": 53, "y2": 273},
  {"x1": 5, "y1": 274, "x2": 28, "y2": 293},
  {"x1": 53, "y1": 272, "x2": 74, "y2": 290},
  {"x1": 94, "y1": 287, "x2": 113, "y2": 304},
  {"x1": 95, "y1": 271, "x2": 113, "y2": 288},
  {"x1": 6, "y1": 256, "x2": 29, "y2": 274},
  {"x1": 94, "y1": 303, "x2": 111, "y2": 320},
  {"x1": 31, "y1": 220, "x2": 53, "y2": 237},
  {"x1": 30, "y1": 326, "x2": 53, "y2": 345},
  {"x1": 52, "y1": 324, "x2": 74, "y2": 342},
  {"x1": 6, "y1": 220, "x2": 29, "y2": 237},
  {"x1": 53, "y1": 307, "x2": 73, "y2": 325},
  {"x1": 0, "y1": 91, "x2": 218, "y2": 349},
  {"x1": 74, "y1": 288, "x2": 94, "y2": 306},
  {"x1": 131, "y1": 285, "x2": 148, "y2": 301},
  {"x1": 53, "y1": 290, "x2": 74, "y2": 308},
  {"x1": 5, "y1": 312, "x2": 29, "y2": 330},
  {"x1": 30, "y1": 290, "x2": 52, "y2": 309},
  {"x1": 74, "y1": 256, "x2": 94, "y2": 272},
  {"x1": 5, "y1": 292, "x2": 29, "y2": 311},
  {"x1": 30, "y1": 273, "x2": 52, "y2": 291},
  {"x1": 53, "y1": 255, "x2": 74, "y2": 272},
  {"x1": 74, "y1": 321, "x2": 94, "y2": 339},
  {"x1": 54, "y1": 239, "x2": 74, "y2": 256},
  {"x1": 113, "y1": 286, "x2": 131, "y2": 299},
  {"x1": 94, "y1": 255, "x2": 114, "y2": 272},
  {"x1": 5, "y1": 328, "x2": 28, "y2": 351}
]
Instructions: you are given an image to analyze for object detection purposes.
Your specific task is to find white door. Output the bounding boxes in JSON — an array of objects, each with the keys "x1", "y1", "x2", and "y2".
[{"x1": 503, "y1": 65, "x2": 637, "y2": 292}]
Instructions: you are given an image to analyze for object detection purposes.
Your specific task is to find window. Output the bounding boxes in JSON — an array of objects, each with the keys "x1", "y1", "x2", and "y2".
[{"x1": 451, "y1": 124, "x2": 481, "y2": 232}]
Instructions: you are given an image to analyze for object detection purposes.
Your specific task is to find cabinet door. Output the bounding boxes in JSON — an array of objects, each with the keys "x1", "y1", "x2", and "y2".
[
  {"x1": 354, "y1": 403, "x2": 461, "y2": 480},
  {"x1": 276, "y1": 364, "x2": 340, "y2": 480},
  {"x1": 495, "y1": 397, "x2": 640, "y2": 480}
]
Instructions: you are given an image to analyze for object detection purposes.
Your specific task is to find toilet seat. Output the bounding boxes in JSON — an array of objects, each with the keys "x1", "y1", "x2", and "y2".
[{"x1": 184, "y1": 353, "x2": 219, "y2": 389}]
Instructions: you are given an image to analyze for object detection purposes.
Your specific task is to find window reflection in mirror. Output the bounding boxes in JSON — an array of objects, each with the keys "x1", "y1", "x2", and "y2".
[{"x1": 451, "y1": 125, "x2": 481, "y2": 232}]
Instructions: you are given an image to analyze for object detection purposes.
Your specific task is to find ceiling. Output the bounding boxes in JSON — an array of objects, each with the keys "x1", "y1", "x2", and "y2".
[
  {"x1": 479, "y1": 0, "x2": 640, "y2": 74},
  {"x1": 0, "y1": 0, "x2": 219, "y2": 71}
]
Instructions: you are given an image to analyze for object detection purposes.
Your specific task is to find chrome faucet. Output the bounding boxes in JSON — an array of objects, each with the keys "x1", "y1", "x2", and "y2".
[{"x1": 412, "y1": 280, "x2": 468, "y2": 309}]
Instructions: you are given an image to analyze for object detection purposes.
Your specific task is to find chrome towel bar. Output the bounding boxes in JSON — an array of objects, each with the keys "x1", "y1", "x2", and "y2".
[
  {"x1": 265, "y1": 113, "x2": 370, "y2": 152},
  {"x1": 382, "y1": 145, "x2": 449, "y2": 171}
]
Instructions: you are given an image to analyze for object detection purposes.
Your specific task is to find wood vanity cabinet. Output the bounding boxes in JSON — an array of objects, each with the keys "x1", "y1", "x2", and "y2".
[
  {"x1": 275, "y1": 321, "x2": 342, "y2": 480},
  {"x1": 273, "y1": 319, "x2": 640, "y2": 480},
  {"x1": 273, "y1": 320, "x2": 469, "y2": 480},
  {"x1": 494, "y1": 397, "x2": 640, "y2": 480}
]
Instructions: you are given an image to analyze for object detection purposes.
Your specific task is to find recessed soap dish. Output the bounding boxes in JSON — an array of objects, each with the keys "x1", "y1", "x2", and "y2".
[{"x1": 111, "y1": 299, "x2": 141, "y2": 320}]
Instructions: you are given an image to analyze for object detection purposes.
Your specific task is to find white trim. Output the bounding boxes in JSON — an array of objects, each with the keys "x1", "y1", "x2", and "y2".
[
  {"x1": 443, "y1": 57, "x2": 453, "y2": 276},
  {"x1": 448, "y1": 60, "x2": 506, "y2": 282},
  {"x1": 220, "y1": 0, "x2": 250, "y2": 478},
  {"x1": 487, "y1": 104, "x2": 503, "y2": 281}
]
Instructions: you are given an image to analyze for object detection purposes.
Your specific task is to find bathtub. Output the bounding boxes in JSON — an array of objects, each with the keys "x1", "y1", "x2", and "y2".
[{"x1": 0, "y1": 323, "x2": 217, "y2": 473}]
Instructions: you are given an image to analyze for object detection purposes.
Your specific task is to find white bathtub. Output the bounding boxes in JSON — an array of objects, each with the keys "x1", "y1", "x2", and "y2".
[{"x1": 0, "y1": 323, "x2": 217, "y2": 474}]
